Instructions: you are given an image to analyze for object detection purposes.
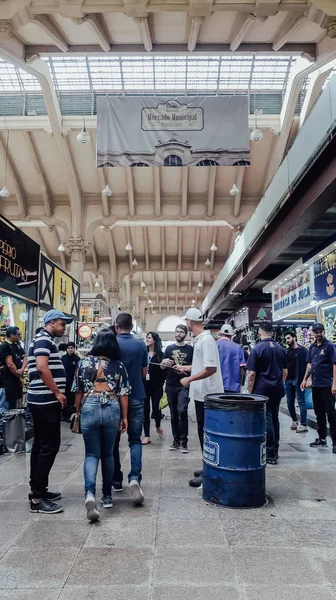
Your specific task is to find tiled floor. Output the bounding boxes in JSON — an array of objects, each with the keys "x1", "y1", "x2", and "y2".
[{"x1": 1, "y1": 410, "x2": 336, "y2": 599}]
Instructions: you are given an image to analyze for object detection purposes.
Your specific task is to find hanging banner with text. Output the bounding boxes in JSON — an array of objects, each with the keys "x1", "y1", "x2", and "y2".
[
  {"x1": 314, "y1": 251, "x2": 336, "y2": 303},
  {"x1": 96, "y1": 96, "x2": 250, "y2": 168},
  {"x1": 272, "y1": 268, "x2": 313, "y2": 321}
]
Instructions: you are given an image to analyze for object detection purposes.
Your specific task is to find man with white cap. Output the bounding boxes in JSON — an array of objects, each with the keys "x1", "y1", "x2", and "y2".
[
  {"x1": 217, "y1": 324, "x2": 246, "y2": 393},
  {"x1": 178, "y1": 308, "x2": 223, "y2": 488}
]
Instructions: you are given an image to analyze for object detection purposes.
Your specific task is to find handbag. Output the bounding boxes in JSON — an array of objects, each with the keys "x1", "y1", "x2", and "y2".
[
  {"x1": 70, "y1": 412, "x2": 81, "y2": 434},
  {"x1": 159, "y1": 390, "x2": 168, "y2": 411}
]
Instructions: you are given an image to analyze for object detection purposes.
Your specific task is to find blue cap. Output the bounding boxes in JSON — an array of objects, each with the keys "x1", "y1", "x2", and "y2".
[{"x1": 44, "y1": 310, "x2": 73, "y2": 325}]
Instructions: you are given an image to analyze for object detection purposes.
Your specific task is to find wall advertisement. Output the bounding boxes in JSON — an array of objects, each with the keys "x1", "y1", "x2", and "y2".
[
  {"x1": 39, "y1": 254, "x2": 80, "y2": 319},
  {"x1": 314, "y1": 251, "x2": 336, "y2": 303},
  {"x1": 272, "y1": 268, "x2": 313, "y2": 320}
]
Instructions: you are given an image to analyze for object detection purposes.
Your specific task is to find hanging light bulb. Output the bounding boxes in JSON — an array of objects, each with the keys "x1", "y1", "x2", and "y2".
[
  {"x1": 250, "y1": 127, "x2": 263, "y2": 142},
  {"x1": 58, "y1": 242, "x2": 65, "y2": 252},
  {"x1": 205, "y1": 258, "x2": 211, "y2": 266},
  {"x1": 102, "y1": 184, "x2": 112, "y2": 197},
  {"x1": 198, "y1": 281, "x2": 203, "y2": 288},
  {"x1": 196, "y1": 289, "x2": 201, "y2": 295},
  {"x1": 148, "y1": 299, "x2": 153, "y2": 305},
  {"x1": 0, "y1": 185, "x2": 10, "y2": 198},
  {"x1": 191, "y1": 299, "x2": 196, "y2": 305},
  {"x1": 140, "y1": 281, "x2": 146, "y2": 288},
  {"x1": 95, "y1": 278, "x2": 100, "y2": 288},
  {"x1": 77, "y1": 126, "x2": 90, "y2": 144},
  {"x1": 132, "y1": 258, "x2": 138, "y2": 266},
  {"x1": 125, "y1": 242, "x2": 133, "y2": 251},
  {"x1": 230, "y1": 183, "x2": 239, "y2": 197},
  {"x1": 210, "y1": 242, "x2": 217, "y2": 252}
]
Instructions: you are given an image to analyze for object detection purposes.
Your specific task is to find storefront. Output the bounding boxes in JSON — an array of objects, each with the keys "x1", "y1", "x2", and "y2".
[
  {"x1": 77, "y1": 295, "x2": 112, "y2": 353},
  {"x1": 38, "y1": 254, "x2": 80, "y2": 342},
  {"x1": 231, "y1": 305, "x2": 272, "y2": 347},
  {"x1": 0, "y1": 215, "x2": 40, "y2": 346},
  {"x1": 314, "y1": 247, "x2": 336, "y2": 342}
]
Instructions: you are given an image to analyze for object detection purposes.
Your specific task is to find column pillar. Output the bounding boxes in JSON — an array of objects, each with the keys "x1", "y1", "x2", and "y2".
[
  {"x1": 68, "y1": 238, "x2": 88, "y2": 286},
  {"x1": 107, "y1": 282, "x2": 121, "y2": 321}
]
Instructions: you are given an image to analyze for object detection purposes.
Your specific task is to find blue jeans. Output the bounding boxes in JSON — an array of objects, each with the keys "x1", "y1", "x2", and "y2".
[
  {"x1": 285, "y1": 380, "x2": 307, "y2": 426},
  {"x1": 266, "y1": 395, "x2": 281, "y2": 459},
  {"x1": 0, "y1": 388, "x2": 8, "y2": 414},
  {"x1": 113, "y1": 398, "x2": 144, "y2": 485},
  {"x1": 81, "y1": 396, "x2": 120, "y2": 497}
]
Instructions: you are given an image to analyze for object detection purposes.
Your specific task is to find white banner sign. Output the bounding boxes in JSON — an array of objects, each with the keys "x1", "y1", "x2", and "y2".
[
  {"x1": 272, "y1": 268, "x2": 314, "y2": 320},
  {"x1": 96, "y1": 96, "x2": 250, "y2": 168}
]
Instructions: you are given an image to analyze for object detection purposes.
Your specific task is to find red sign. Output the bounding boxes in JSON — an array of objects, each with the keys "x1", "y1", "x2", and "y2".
[{"x1": 78, "y1": 324, "x2": 92, "y2": 339}]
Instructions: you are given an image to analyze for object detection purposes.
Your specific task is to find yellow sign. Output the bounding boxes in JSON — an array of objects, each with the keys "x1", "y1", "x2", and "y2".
[{"x1": 53, "y1": 268, "x2": 72, "y2": 315}]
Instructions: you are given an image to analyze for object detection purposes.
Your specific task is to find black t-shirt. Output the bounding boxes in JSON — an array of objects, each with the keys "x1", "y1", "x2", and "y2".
[
  {"x1": 62, "y1": 353, "x2": 80, "y2": 390},
  {"x1": 0, "y1": 340, "x2": 25, "y2": 398},
  {"x1": 163, "y1": 343, "x2": 194, "y2": 387},
  {"x1": 287, "y1": 347, "x2": 297, "y2": 381}
]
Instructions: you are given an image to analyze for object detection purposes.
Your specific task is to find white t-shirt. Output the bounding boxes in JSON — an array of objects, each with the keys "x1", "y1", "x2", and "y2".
[{"x1": 189, "y1": 330, "x2": 224, "y2": 403}]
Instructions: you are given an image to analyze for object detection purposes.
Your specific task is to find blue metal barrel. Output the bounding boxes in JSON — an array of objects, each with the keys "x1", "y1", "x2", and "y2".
[{"x1": 203, "y1": 393, "x2": 267, "y2": 508}]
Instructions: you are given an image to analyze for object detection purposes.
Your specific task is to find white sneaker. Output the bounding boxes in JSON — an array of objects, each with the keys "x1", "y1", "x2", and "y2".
[
  {"x1": 129, "y1": 480, "x2": 145, "y2": 506},
  {"x1": 296, "y1": 424, "x2": 308, "y2": 433},
  {"x1": 291, "y1": 421, "x2": 298, "y2": 430},
  {"x1": 85, "y1": 492, "x2": 100, "y2": 521}
]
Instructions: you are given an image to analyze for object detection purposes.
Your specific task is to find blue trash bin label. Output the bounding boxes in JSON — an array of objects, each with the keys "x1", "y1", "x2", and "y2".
[
  {"x1": 203, "y1": 434, "x2": 219, "y2": 466},
  {"x1": 260, "y1": 441, "x2": 266, "y2": 466}
]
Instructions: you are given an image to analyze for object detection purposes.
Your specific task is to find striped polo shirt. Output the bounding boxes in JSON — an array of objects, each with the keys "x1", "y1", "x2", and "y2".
[{"x1": 27, "y1": 329, "x2": 66, "y2": 405}]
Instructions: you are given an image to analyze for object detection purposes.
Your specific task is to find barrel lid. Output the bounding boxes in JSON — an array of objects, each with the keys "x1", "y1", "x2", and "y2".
[{"x1": 204, "y1": 393, "x2": 268, "y2": 410}]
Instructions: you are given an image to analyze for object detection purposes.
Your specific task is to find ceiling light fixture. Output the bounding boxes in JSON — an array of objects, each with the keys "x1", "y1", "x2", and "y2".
[
  {"x1": 198, "y1": 282, "x2": 203, "y2": 288},
  {"x1": 141, "y1": 281, "x2": 146, "y2": 288},
  {"x1": 196, "y1": 289, "x2": 201, "y2": 295},
  {"x1": 148, "y1": 299, "x2": 153, "y2": 305},
  {"x1": 132, "y1": 258, "x2": 138, "y2": 266},
  {"x1": 250, "y1": 109, "x2": 263, "y2": 142},
  {"x1": 125, "y1": 242, "x2": 133, "y2": 251},
  {"x1": 0, "y1": 128, "x2": 10, "y2": 198},
  {"x1": 210, "y1": 242, "x2": 218, "y2": 252},
  {"x1": 229, "y1": 183, "x2": 239, "y2": 197},
  {"x1": 205, "y1": 258, "x2": 211, "y2": 266},
  {"x1": 77, "y1": 126, "x2": 90, "y2": 144},
  {"x1": 102, "y1": 184, "x2": 112, "y2": 197},
  {"x1": 95, "y1": 278, "x2": 100, "y2": 288},
  {"x1": 58, "y1": 242, "x2": 65, "y2": 252}
]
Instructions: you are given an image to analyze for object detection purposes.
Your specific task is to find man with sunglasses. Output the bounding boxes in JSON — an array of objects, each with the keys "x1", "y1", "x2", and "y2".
[{"x1": 161, "y1": 325, "x2": 194, "y2": 453}]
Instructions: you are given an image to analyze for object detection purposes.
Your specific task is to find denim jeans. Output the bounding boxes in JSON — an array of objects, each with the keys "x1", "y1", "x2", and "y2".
[
  {"x1": 167, "y1": 385, "x2": 190, "y2": 443},
  {"x1": 266, "y1": 395, "x2": 281, "y2": 459},
  {"x1": 285, "y1": 379, "x2": 307, "y2": 426},
  {"x1": 81, "y1": 396, "x2": 120, "y2": 497},
  {"x1": 113, "y1": 398, "x2": 144, "y2": 485},
  {"x1": 0, "y1": 388, "x2": 8, "y2": 414}
]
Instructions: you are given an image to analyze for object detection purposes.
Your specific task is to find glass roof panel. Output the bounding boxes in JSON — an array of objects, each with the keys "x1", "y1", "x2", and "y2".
[{"x1": 0, "y1": 60, "x2": 40, "y2": 93}]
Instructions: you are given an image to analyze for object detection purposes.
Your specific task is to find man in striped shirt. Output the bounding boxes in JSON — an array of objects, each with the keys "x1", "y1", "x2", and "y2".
[{"x1": 27, "y1": 309, "x2": 73, "y2": 514}]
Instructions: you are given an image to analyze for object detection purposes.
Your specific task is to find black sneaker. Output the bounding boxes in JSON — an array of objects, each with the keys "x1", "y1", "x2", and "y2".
[
  {"x1": 29, "y1": 491, "x2": 62, "y2": 502},
  {"x1": 333, "y1": 444, "x2": 336, "y2": 454},
  {"x1": 112, "y1": 482, "x2": 123, "y2": 492},
  {"x1": 30, "y1": 499, "x2": 63, "y2": 514},
  {"x1": 169, "y1": 440, "x2": 181, "y2": 451},
  {"x1": 189, "y1": 475, "x2": 203, "y2": 488},
  {"x1": 266, "y1": 456, "x2": 278, "y2": 465},
  {"x1": 310, "y1": 438, "x2": 327, "y2": 448},
  {"x1": 181, "y1": 443, "x2": 189, "y2": 454},
  {"x1": 194, "y1": 469, "x2": 203, "y2": 478}
]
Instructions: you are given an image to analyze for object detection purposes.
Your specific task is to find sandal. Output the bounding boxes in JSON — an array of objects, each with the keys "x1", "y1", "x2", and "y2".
[
  {"x1": 142, "y1": 437, "x2": 151, "y2": 445},
  {"x1": 156, "y1": 427, "x2": 164, "y2": 438}
]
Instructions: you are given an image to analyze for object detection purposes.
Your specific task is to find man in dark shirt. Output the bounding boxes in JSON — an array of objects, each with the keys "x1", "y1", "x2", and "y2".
[
  {"x1": 0, "y1": 326, "x2": 27, "y2": 410},
  {"x1": 247, "y1": 322, "x2": 287, "y2": 465},
  {"x1": 61, "y1": 342, "x2": 80, "y2": 422},
  {"x1": 285, "y1": 331, "x2": 308, "y2": 433},
  {"x1": 301, "y1": 323, "x2": 336, "y2": 451},
  {"x1": 113, "y1": 313, "x2": 148, "y2": 505},
  {"x1": 161, "y1": 324, "x2": 194, "y2": 453}
]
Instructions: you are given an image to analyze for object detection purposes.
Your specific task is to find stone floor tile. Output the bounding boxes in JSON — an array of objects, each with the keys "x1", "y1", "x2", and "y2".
[
  {"x1": 308, "y1": 549, "x2": 336, "y2": 585},
  {"x1": 223, "y1": 516, "x2": 298, "y2": 547},
  {"x1": 0, "y1": 547, "x2": 79, "y2": 589},
  {"x1": 156, "y1": 518, "x2": 228, "y2": 547},
  {"x1": 153, "y1": 547, "x2": 235, "y2": 584},
  {"x1": 244, "y1": 585, "x2": 336, "y2": 600},
  {"x1": 0, "y1": 522, "x2": 30, "y2": 553},
  {"x1": 232, "y1": 548, "x2": 326, "y2": 585},
  {"x1": 59, "y1": 585, "x2": 151, "y2": 600},
  {"x1": 152, "y1": 584, "x2": 243, "y2": 600},
  {"x1": 14, "y1": 521, "x2": 90, "y2": 549},
  {"x1": 0, "y1": 590, "x2": 61, "y2": 599},
  {"x1": 158, "y1": 495, "x2": 220, "y2": 521},
  {"x1": 291, "y1": 521, "x2": 336, "y2": 547},
  {"x1": 84, "y1": 517, "x2": 156, "y2": 548},
  {"x1": 66, "y1": 548, "x2": 152, "y2": 586},
  {"x1": 274, "y1": 498, "x2": 336, "y2": 521}
]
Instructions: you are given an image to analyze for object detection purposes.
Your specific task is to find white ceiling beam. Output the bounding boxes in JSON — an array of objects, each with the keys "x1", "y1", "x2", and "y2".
[
  {"x1": 177, "y1": 227, "x2": 182, "y2": 270},
  {"x1": 126, "y1": 226, "x2": 134, "y2": 270},
  {"x1": 152, "y1": 271, "x2": 156, "y2": 292},
  {"x1": 80, "y1": 14, "x2": 111, "y2": 52},
  {"x1": 133, "y1": 17, "x2": 152, "y2": 52},
  {"x1": 164, "y1": 271, "x2": 168, "y2": 293},
  {"x1": 181, "y1": 166, "x2": 188, "y2": 217},
  {"x1": 88, "y1": 272, "x2": 94, "y2": 293},
  {"x1": 24, "y1": 131, "x2": 52, "y2": 218},
  {"x1": 272, "y1": 14, "x2": 308, "y2": 52},
  {"x1": 193, "y1": 227, "x2": 201, "y2": 271},
  {"x1": 12, "y1": 10, "x2": 69, "y2": 52},
  {"x1": 161, "y1": 227, "x2": 166, "y2": 271},
  {"x1": 188, "y1": 271, "x2": 192, "y2": 293},
  {"x1": 300, "y1": 60, "x2": 336, "y2": 126},
  {"x1": 210, "y1": 226, "x2": 218, "y2": 270},
  {"x1": 143, "y1": 226, "x2": 150, "y2": 271},
  {"x1": 0, "y1": 132, "x2": 26, "y2": 218},
  {"x1": 91, "y1": 130, "x2": 109, "y2": 218},
  {"x1": 106, "y1": 228, "x2": 117, "y2": 281},
  {"x1": 233, "y1": 166, "x2": 246, "y2": 218},
  {"x1": 207, "y1": 166, "x2": 216, "y2": 217},
  {"x1": 230, "y1": 14, "x2": 257, "y2": 52},
  {"x1": 153, "y1": 167, "x2": 160, "y2": 217},
  {"x1": 91, "y1": 244, "x2": 98, "y2": 272},
  {"x1": 255, "y1": 1, "x2": 281, "y2": 17},
  {"x1": 188, "y1": 16, "x2": 203, "y2": 52},
  {"x1": 176, "y1": 271, "x2": 180, "y2": 292},
  {"x1": 125, "y1": 167, "x2": 135, "y2": 217}
]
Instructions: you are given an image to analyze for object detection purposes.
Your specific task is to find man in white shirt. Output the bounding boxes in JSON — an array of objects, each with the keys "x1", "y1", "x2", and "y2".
[{"x1": 177, "y1": 308, "x2": 223, "y2": 488}]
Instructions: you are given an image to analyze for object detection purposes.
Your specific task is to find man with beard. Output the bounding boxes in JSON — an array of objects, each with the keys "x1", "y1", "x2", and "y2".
[
  {"x1": 301, "y1": 323, "x2": 336, "y2": 451},
  {"x1": 161, "y1": 324, "x2": 194, "y2": 453},
  {"x1": 285, "y1": 331, "x2": 308, "y2": 432}
]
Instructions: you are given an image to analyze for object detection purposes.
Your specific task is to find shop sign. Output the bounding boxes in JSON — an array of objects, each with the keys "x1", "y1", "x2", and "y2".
[
  {"x1": 314, "y1": 251, "x2": 336, "y2": 302},
  {"x1": 39, "y1": 254, "x2": 80, "y2": 318},
  {"x1": 252, "y1": 307, "x2": 273, "y2": 326},
  {"x1": 0, "y1": 215, "x2": 40, "y2": 304},
  {"x1": 78, "y1": 324, "x2": 92, "y2": 339},
  {"x1": 272, "y1": 268, "x2": 312, "y2": 320}
]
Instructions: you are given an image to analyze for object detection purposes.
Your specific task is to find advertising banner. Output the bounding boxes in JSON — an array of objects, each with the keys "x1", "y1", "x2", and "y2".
[
  {"x1": 0, "y1": 215, "x2": 39, "y2": 304},
  {"x1": 314, "y1": 251, "x2": 336, "y2": 303},
  {"x1": 39, "y1": 254, "x2": 80, "y2": 319},
  {"x1": 97, "y1": 96, "x2": 250, "y2": 167},
  {"x1": 272, "y1": 268, "x2": 313, "y2": 320}
]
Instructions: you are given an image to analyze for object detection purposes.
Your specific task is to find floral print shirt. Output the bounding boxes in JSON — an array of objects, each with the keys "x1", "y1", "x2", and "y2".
[{"x1": 72, "y1": 356, "x2": 131, "y2": 397}]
